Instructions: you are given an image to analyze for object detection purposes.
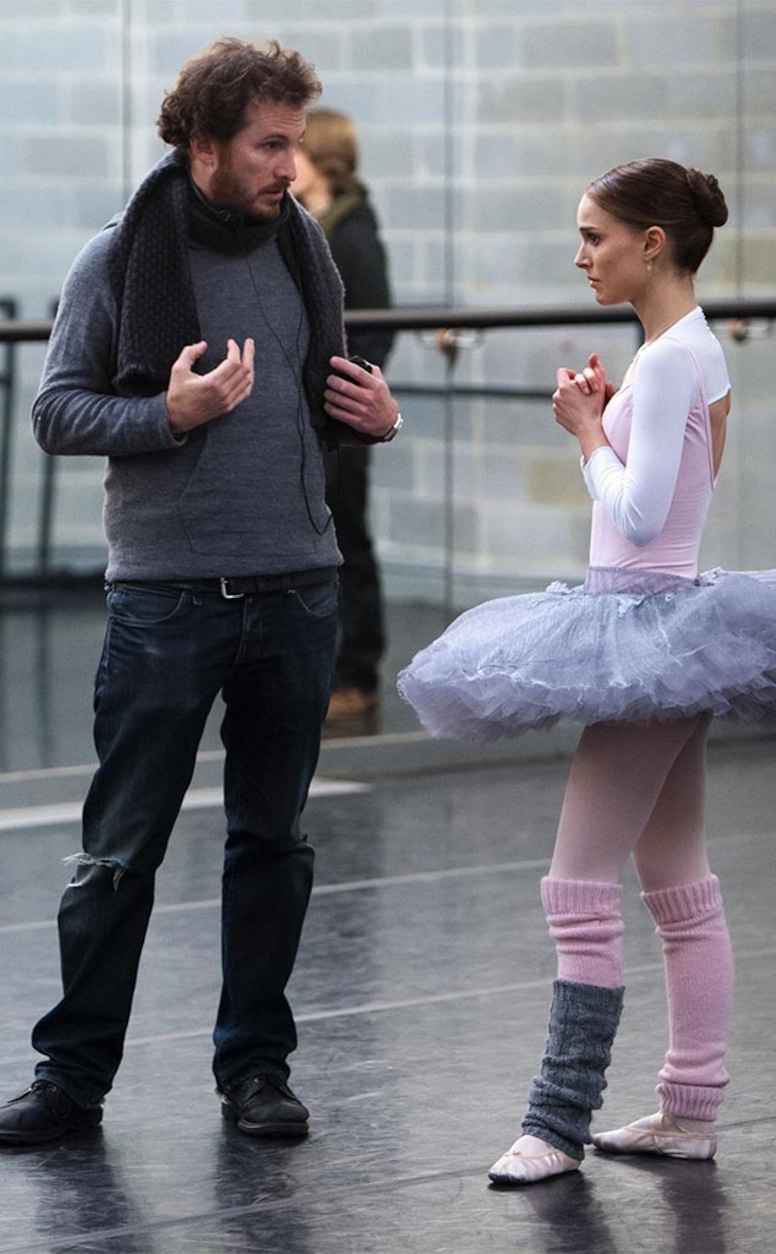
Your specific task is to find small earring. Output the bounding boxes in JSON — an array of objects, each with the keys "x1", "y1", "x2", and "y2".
[{"x1": 646, "y1": 260, "x2": 653, "y2": 273}]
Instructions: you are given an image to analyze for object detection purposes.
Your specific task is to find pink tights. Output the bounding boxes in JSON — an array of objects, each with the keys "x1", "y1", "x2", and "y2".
[{"x1": 541, "y1": 714, "x2": 733, "y2": 1120}]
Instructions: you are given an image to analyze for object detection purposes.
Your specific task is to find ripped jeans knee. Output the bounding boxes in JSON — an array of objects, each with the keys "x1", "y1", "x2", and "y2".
[{"x1": 63, "y1": 852, "x2": 130, "y2": 892}]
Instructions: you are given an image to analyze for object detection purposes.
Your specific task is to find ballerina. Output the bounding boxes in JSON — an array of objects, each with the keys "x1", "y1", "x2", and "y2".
[{"x1": 399, "y1": 158, "x2": 776, "y2": 1184}]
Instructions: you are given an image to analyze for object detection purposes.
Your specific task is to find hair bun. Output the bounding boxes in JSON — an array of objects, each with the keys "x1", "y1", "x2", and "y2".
[{"x1": 686, "y1": 168, "x2": 728, "y2": 228}]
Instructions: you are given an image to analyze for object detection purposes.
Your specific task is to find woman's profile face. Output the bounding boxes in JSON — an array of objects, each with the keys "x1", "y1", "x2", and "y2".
[{"x1": 574, "y1": 192, "x2": 651, "y2": 307}]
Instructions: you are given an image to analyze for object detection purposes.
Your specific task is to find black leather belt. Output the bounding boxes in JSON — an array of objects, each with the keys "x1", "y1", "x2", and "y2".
[{"x1": 150, "y1": 569, "x2": 338, "y2": 599}]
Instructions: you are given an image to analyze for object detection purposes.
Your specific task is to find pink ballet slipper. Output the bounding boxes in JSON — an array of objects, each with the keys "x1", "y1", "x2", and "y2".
[
  {"x1": 592, "y1": 1110, "x2": 717, "y2": 1160},
  {"x1": 488, "y1": 1134, "x2": 581, "y2": 1185}
]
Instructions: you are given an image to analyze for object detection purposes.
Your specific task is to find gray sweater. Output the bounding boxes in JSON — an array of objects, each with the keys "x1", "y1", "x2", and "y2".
[{"x1": 32, "y1": 224, "x2": 343, "y2": 581}]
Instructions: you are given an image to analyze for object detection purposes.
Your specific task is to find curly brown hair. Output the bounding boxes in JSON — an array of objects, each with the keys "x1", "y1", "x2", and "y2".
[{"x1": 158, "y1": 37, "x2": 322, "y2": 154}]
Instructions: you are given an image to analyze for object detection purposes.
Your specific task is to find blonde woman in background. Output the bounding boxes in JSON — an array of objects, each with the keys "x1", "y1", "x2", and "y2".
[{"x1": 294, "y1": 109, "x2": 395, "y2": 724}]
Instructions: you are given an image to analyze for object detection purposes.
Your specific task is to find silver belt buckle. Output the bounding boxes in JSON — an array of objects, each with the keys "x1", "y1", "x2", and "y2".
[{"x1": 219, "y1": 577, "x2": 245, "y2": 600}]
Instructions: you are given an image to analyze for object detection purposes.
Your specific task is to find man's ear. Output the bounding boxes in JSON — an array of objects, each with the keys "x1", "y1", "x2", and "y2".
[{"x1": 190, "y1": 134, "x2": 217, "y2": 168}]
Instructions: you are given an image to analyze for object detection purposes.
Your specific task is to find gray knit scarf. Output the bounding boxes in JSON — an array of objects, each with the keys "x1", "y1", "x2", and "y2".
[{"x1": 105, "y1": 152, "x2": 346, "y2": 446}]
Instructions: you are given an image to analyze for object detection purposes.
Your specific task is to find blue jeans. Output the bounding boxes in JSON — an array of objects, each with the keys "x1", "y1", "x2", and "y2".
[{"x1": 33, "y1": 577, "x2": 338, "y2": 1106}]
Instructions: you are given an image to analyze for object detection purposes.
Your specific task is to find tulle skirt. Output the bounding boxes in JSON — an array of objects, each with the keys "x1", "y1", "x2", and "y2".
[{"x1": 397, "y1": 566, "x2": 776, "y2": 742}]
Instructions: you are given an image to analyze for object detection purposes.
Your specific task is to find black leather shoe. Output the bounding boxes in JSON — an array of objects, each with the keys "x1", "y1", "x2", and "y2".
[
  {"x1": 219, "y1": 1075, "x2": 309, "y2": 1138},
  {"x1": 0, "y1": 1080, "x2": 103, "y2": 1145}
]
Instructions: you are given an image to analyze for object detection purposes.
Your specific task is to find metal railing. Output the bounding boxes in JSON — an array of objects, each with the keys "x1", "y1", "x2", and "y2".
[{"x1": 0, "y1": 297, "x2": 774, "y2": 588}]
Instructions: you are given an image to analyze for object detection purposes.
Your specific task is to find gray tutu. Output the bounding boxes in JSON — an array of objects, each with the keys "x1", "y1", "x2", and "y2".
[{"x1": 397, "y1": 566, "x2": 776, "y2": 742}]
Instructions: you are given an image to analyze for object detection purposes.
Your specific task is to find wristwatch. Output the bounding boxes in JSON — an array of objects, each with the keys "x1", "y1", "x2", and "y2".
[{"x1": 380, "y1": 412, "x2": 404, "y2": 443}]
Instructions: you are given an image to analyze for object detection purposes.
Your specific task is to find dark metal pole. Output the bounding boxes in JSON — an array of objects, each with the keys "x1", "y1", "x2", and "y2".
[{"x1": 0, "y1": 298, "x2": 18, "y2": 578}]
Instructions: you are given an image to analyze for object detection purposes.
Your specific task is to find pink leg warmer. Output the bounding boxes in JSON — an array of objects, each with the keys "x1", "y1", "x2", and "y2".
[
  {"x1": 642, "y1": 875, "x2": 733, "y2": 1121},
  {"x1": 541, "y1": 877, "x2": 624, "y2": 990}
]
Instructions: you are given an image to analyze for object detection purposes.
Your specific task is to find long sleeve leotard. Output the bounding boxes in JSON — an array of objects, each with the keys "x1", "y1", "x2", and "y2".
[{"x1": 583, "y1": 307, "x2": 730, "y2": 580}]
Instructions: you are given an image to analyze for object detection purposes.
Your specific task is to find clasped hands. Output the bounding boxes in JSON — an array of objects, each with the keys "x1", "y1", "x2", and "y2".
[
  {"x1": 165, "y1": 339, "x2": 398, "y2": 441},
  {"x1": 552, "y1": 351, "x2": 615, "y2": 462}
]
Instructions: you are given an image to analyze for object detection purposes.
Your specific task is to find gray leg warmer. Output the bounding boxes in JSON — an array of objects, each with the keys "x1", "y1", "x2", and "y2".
[{"x1": 521, "y1": 979, "x2": 624, "y2": 1160}]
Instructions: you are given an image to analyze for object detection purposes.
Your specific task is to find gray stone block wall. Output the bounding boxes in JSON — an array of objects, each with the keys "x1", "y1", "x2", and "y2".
[{"x1": 0, "y1": 0, "x2": 774, "y2": 601}]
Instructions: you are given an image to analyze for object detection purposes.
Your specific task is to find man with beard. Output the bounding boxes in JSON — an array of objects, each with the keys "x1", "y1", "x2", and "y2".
[{"x1": 0, "y1": 37, "x2": 402, "y2": 1146}]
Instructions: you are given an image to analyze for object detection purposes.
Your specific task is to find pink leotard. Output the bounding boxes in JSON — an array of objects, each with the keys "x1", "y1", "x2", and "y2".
[{"x1": 584, "y1": 307, "x2": 731, "y2": 579}]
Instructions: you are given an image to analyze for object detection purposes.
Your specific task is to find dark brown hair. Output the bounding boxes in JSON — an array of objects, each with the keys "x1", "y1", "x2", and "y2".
[
  {"x1": 586, "y1": 158, "x2": 728, "y2": 274},
  {"x1": 158, "y1": 37, "x2": 322, "y2": 154}
]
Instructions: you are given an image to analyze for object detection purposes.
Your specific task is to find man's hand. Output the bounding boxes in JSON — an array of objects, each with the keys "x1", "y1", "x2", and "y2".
[
  {"x1": 166, "y1": 338, "x2": 255, "y2": 437},
  {"x1": 324, "y1": 356, "x2": 400, "y2": 441}
]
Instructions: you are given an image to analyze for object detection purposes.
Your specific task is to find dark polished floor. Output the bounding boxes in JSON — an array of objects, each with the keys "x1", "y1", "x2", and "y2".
[{"x1": 1, "y1": 587, "x2": 775, "y2": 1253}]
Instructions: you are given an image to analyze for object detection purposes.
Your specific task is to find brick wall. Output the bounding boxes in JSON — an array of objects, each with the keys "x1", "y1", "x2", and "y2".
[{"x1": 1, "y1": 0, "x2": 774, "y2": 598}]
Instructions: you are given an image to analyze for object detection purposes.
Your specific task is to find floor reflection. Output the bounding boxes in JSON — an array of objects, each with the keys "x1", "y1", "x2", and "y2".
[
  {"x1": 16, "y1": 1134, "x2": 158, "y2": 1254},
  {"x1": 0, "y1": 590, "x2": 774, "y2": 1252}
]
